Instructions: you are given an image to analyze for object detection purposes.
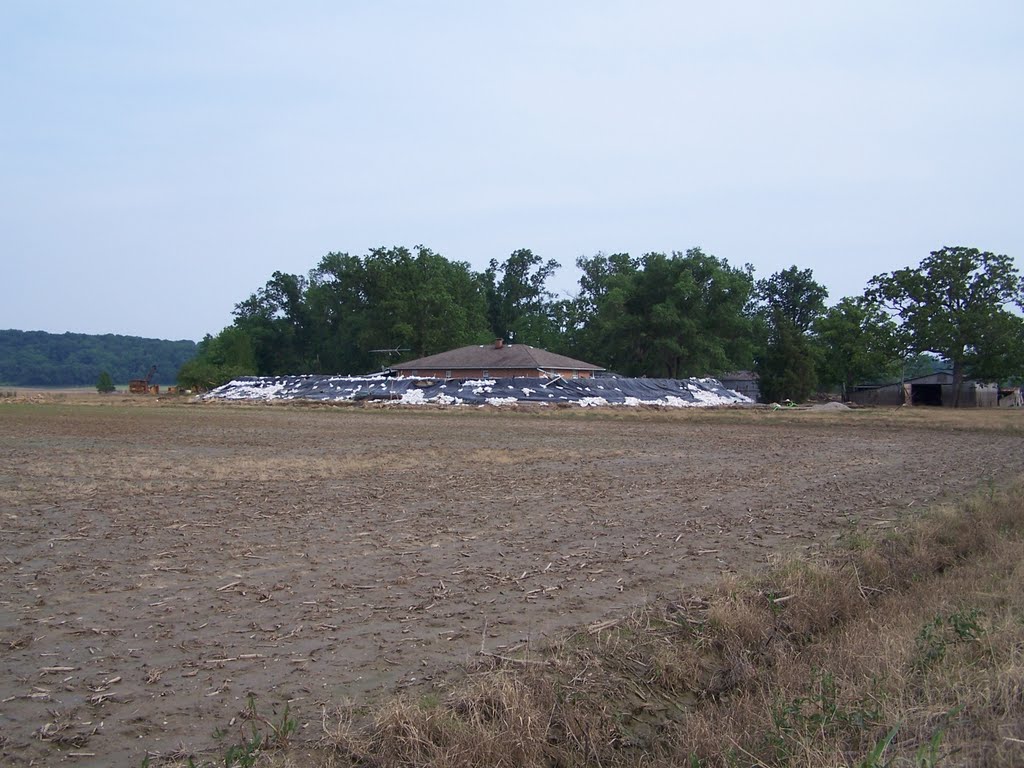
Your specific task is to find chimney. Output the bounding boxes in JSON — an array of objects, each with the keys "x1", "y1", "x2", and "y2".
[{"x1": 494, "y1": 338, "x2": 504, "y2": 349}]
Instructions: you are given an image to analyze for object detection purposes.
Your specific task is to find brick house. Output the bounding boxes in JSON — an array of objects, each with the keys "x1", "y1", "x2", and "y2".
[{"x1": 389, "y1": 340, "x2": 604, "y2": 379}]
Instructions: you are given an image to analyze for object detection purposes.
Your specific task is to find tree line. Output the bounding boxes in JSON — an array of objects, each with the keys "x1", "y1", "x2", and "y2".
[
  {"x1": 0, "y1": 330, "x2": 196, "y2": 387},
  {"x1": 178, "y1": 245, "x2": 1024, "y2": 403}
]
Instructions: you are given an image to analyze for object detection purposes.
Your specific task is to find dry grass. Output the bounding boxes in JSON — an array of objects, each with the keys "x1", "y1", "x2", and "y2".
[{"x1": 219, "y1": 479, "x2": 1024, "y2": 768}]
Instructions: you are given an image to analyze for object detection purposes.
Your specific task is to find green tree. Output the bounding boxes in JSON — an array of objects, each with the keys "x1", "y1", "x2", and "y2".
[
  {"x1": 757, "y1": 266, "x2": 828, "y2": 333},
  {"x1": 755, "y1": 266, "x2": 828, "y2": 402},
  {"x1": 543, "y1": 297, "x2": 589, "y2": 358},
  {"x1": 95, "y1": 370, "x2": 115, "y2": 393},
  {"x1": 569, "y1": 252, "x2": 638, "y2": 364},
  {"x1": 233, "y1": 271, "x2": 312, "y2": 375},
  {"x1": 815, "y1": 297, "x2": 901, "y2": 400},
  {"x1": 483, "y1": 249, "x2": 561, "y2": 345},
  {"x1": 867, "y1": 246, "x2": 1024, "y2": 405},
  {"x1": 306, "y1": 252, "x2": 373, "y2": 373},
  {"x1": 197, "y1": 246, "x2": 493, "y2": 379},
  {"x1": 0, "y1": 330, "x2": 196, "y2": 387},
  {"x1": 177, "y1": 327, "x2": 257, "y2": 391},
  {"x1": 903, "y1": 352, "x2": 945, "y2": 380},
  {"x1": 361, "y1": 246, "x2": 490, "y2": 360},
  {"x1": 758, "y1": 317, "x2": 818, "y2": 403},
  {"x1": 307, "y1": 246, "x2": 490, "y2": 372},
  {"x1": 962, "y1": 309, "x2": 1024, "y2": 385},
  {"x1": 576, "y1": 249, "x2": 755, "y2": 378}
]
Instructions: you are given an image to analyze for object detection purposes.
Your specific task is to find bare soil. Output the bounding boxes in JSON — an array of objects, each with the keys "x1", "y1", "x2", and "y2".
[{"x1": 1, "y1": 399, "x2": 1022, "y2": 766}]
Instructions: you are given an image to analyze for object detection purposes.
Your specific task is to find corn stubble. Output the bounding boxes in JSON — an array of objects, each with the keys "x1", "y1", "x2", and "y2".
[{"x1": 223, "y1": 483, "x2": 1024, "y2": 767}]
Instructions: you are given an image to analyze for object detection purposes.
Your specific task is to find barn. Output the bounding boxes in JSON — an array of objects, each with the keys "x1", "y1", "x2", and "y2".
[
  {"x1": 848, "y1": 371, "x2": 999, "y2": 408},
  {"x1": 388, "y1": 340, "x2": 605, "y2": 379},
  {"x1": 718, "y1": 371, "x2": 760, "y2": 402}
]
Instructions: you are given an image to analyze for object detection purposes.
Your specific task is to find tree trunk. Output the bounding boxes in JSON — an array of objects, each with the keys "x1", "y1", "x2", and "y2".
[
  {"x1": 900, "y1": 357, "x2": 908, "y2": 405},
  {"x1": 952, "y1": 358, "x2": 963, "y2": 408}
]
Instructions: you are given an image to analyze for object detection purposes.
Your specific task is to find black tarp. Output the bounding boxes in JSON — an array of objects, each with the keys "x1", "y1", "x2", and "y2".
[{"x1": 204, "y1": 375, "x2": 752, "y2": 407}]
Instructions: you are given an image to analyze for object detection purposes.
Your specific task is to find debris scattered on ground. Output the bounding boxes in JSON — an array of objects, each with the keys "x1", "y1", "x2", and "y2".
[{"x1": 2, "y1": 405, "x2": 1019, "y2": 764}]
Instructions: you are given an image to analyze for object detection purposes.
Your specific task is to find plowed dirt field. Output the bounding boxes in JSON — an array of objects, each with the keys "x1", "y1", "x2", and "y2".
[{"x1": 1, "y1": 399, "x2": 1022, "y2": 765}]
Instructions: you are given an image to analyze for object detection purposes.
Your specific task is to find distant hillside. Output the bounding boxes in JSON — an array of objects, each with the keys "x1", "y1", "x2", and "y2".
[{"x1": 0, "y1": 329, "x2": 197, "y2": 387}]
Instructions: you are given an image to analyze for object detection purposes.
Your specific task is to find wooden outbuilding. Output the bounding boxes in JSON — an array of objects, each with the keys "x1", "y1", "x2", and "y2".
[
  {"x1": 719, "y1": 371, "x2": 760, "y2": 402},
  {"x1": 389, "y1": 340, "x2": 604, "y2": 379},
  {"x1": 849, "y1": 371, "x2": 999, "y2": 408}
]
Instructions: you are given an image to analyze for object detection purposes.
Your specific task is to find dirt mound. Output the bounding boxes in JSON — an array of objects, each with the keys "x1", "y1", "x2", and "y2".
[{"x1": 810, "y1": 401, "x2": 852, "y2": 411}]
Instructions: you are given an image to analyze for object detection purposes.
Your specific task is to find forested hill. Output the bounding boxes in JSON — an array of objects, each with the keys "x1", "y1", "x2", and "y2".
[{"x1": 0, "y1": 329, "x2": 196, "y2": 387}]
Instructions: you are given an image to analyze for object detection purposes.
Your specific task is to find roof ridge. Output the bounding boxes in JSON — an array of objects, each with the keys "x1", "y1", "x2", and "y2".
[{"x1": 390, "y1": 343, "x2": 603, "y2": 371}]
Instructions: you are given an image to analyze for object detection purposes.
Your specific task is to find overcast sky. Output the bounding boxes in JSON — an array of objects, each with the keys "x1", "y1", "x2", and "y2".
[{"x1": 2, "y1": 2, "x2": 1021, "y2": 342}]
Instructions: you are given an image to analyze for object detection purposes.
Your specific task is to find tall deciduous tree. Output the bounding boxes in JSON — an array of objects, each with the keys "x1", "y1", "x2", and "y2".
[
  {"x1": 759, "y1": 318, "x2": 818, "y2": 403},
  {"x1": 312, "y1": 246, "x2": 489, "y2": 371},
  {"x1": 569, "y1": 252, "x2": 638, "y2": 364},
  {"x1": 483, "y1": 249, "x2": 560, "y2": 345},
  {"x1": 576, "y1": 249, "x2": 755, "y2": 378},
  {"x1": 357, "y1": 246, "x2": 490, "y2": 363},
  {"x1": 233, "y1": 271, "x2": 312, "y2": 374},
  {"x1": 306, "y1": 252, "x2": 372, "y2": 373},
  {"x1": 757, "y1": 266, "x2": 828, "y2": 333},
  {"x1": 867, "y1": 246, "x2": 1024, "y2": 405},
  {"x1": 966, "y1": 311, "x2": 1024, "y2": 385},
  {"x1": 814, "y1": 297, "x2": 901, "y2": 400},
  {"x1": 755, "y1": 266, "x2": 828, "y2": 402}
]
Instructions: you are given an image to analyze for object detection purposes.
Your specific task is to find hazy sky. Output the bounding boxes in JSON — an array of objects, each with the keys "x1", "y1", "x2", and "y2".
[{"x1": 3, "y1": 2, "x2": 1021, "y2": 341}]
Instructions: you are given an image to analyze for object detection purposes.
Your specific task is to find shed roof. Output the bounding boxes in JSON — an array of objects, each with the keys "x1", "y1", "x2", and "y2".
[
  {"x1": 719, "y1": 370, "x2": 759, "y2": 382},
  {"x1": 853, "y1": 371, "x2": 1000, "y2": 390},
  {"x1": 390, "y1": 344, "x2": 604, "y2": 373}
]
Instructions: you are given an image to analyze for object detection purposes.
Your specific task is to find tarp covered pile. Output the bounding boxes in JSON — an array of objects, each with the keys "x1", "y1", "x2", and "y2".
[{"x1": 204, "y1": 375, "x2": 752, "y2": 408}]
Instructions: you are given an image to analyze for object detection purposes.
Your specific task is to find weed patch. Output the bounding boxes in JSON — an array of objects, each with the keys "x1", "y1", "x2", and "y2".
[
  {"x1": 912, "y1": 608, "x2": 985, "y2": 673},
  {"x1": 203, "y1": 696, "x2": 299, "y2": 768}
]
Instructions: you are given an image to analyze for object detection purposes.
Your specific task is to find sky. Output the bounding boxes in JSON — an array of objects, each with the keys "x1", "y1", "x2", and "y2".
[{"x1": 2, "y1": 2, "x2": 1022, "y2": 342}]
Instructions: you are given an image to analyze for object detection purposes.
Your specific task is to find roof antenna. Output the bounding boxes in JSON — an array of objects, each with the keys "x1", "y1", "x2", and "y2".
[{"x1": 369, "y1": 347, "x2": 411, "y2": 373}]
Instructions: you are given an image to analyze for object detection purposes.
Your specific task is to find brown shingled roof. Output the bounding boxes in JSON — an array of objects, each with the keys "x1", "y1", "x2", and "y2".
[{"x1": 390, "y1": 344, "x2": 604, "y2": 373}]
